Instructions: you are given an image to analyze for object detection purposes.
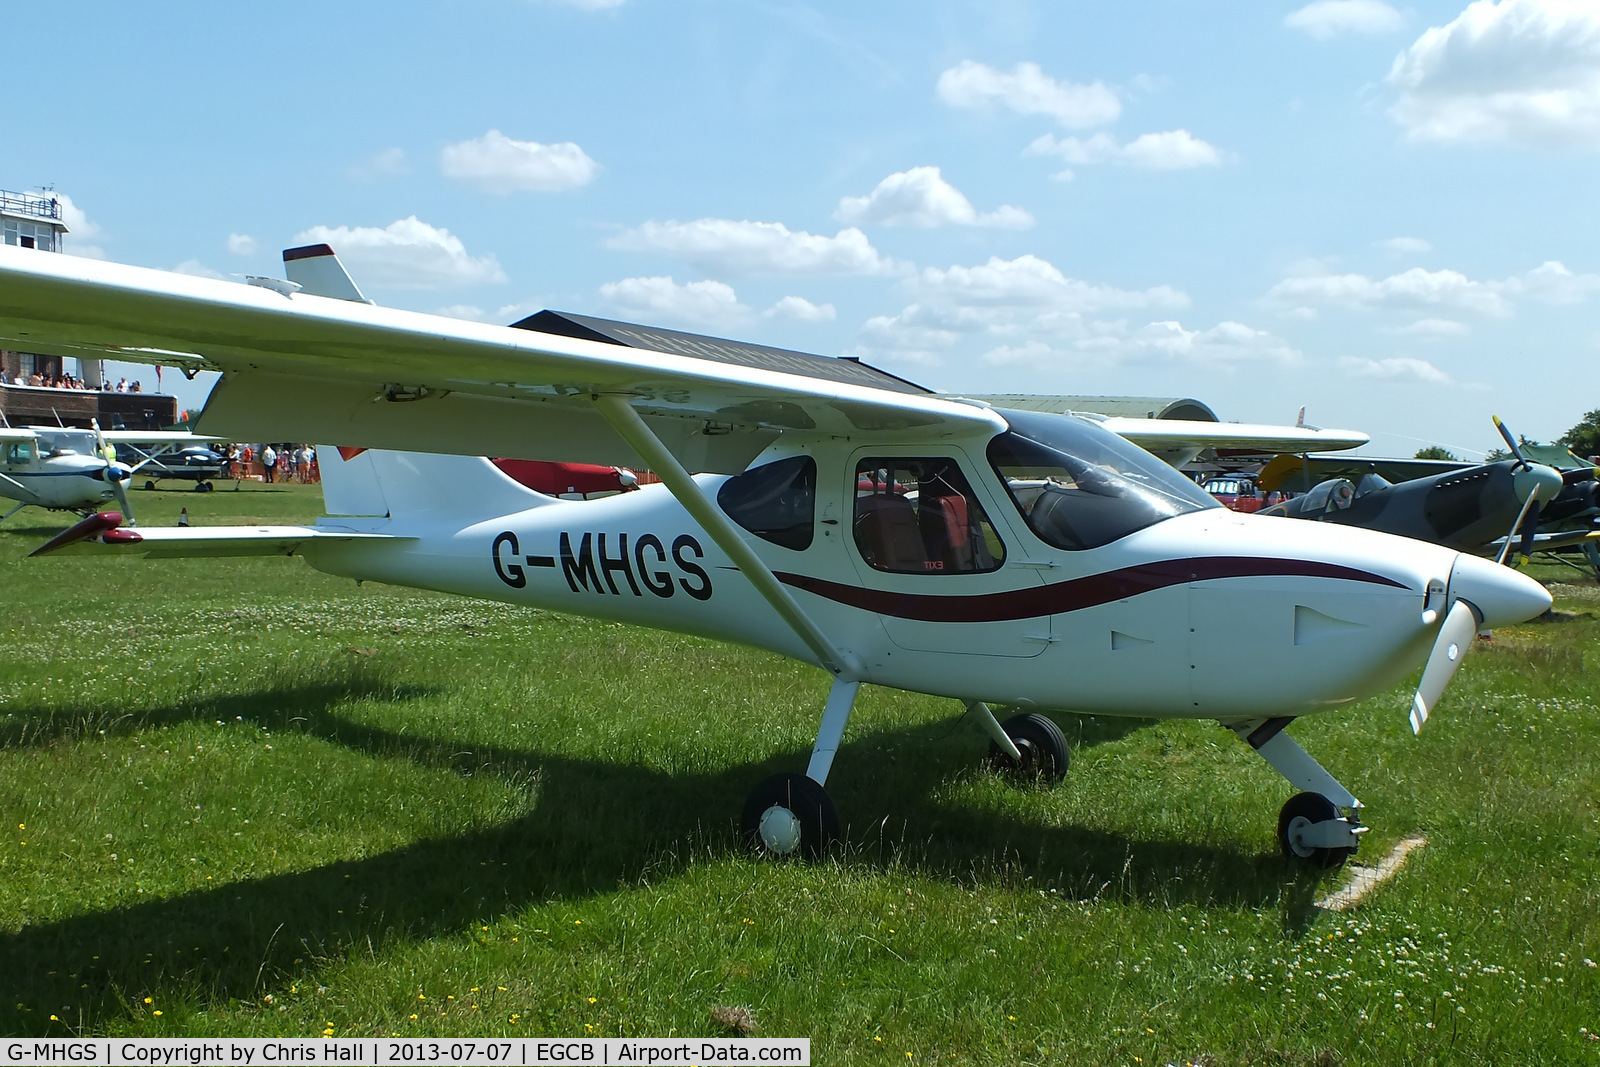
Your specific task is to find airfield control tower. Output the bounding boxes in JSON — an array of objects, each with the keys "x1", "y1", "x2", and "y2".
[{"x1": 0, "y1": 187, "x2": 176, "y2": 429}]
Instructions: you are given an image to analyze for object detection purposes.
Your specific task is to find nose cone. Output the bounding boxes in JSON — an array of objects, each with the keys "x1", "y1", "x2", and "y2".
[
  {"x1": 1513, "y1": 463, "x2": 1564, "y2": 508},
  {"x1": 104, "y1": 462, "x2": 132, "y2": 483},
  {"x1": 1451, "y1": 553, "x2": 1551, "y2": 628}
]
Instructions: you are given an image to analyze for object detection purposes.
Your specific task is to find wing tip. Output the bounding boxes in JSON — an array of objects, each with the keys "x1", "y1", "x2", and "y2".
[{"x1": 29, "y1": 510, "x2": 130, "y2": 556}]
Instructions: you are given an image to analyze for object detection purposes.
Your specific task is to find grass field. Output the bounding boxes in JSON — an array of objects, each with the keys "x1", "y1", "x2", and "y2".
[{"x1": 0, "y1": 482, "x2": 1596, "y2": 1063}]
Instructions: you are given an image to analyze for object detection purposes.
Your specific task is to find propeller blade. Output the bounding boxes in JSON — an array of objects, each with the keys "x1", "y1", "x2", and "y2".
[
  {"x1": 111, "y1": 477, "x2": 134, "y2": 526},
  {"x1": 1410, "y1": 599, "x2": 1479, "y2": 733},
  {"x1": 1517, "y1": 509, "x2": 1539, "y2": 561},
  {"x1": 1495, "y1": 485, "x2": 1542, "y2": 565},
  {"x1": 1492, "y1": 415, "x2": 1528, "y2": 470}
]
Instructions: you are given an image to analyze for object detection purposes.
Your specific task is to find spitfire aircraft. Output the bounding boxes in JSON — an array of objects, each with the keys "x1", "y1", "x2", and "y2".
[
  {"x1": 1258, "y1": 418, "x2": 1598, "y2": 563},
  {"x1": 0, "y1": 242, "x2": 1554, "y2": 868},
  {"x1": 0, "y1": 421, "x2": 215, "y2": 523}
]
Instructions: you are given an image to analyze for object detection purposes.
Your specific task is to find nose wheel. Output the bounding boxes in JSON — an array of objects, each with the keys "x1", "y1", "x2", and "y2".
[
  {"x1": 741, "y1": 772, "x2": 839, "y2": 858},
  {"x1": 1278, "y1": 792, "x2": 1359, "y2": 868}
]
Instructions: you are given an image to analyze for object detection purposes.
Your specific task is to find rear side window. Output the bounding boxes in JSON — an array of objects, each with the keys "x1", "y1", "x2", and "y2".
[
  {"x1": 853, "y1": 458, "x2": 1005, "y2": 574},
  {"x1": 718, "y1": 455, "x2": 816, "y2": 550}
]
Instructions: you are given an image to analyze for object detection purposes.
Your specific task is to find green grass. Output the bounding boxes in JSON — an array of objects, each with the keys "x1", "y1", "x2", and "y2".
[{"x1": 1, "y1": 482, "x2": 1597, "y2": 1063}]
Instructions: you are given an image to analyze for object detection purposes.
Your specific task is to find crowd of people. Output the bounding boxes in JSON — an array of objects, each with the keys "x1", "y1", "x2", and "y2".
[
  {"x1": 0, "y1": 370, "x2": 147, "y2": 391},
  {"x1": 222, "y1": 443, "x2": 319, "y2": 483}
]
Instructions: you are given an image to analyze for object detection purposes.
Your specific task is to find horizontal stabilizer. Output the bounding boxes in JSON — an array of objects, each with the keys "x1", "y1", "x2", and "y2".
[{"x1": 30, "y1": 510, "x2": 408, "y2": 559}]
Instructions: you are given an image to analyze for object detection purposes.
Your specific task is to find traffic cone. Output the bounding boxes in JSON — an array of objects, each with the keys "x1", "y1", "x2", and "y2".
[{"x1": 178, "y1": 507, "x2": 189, "y2": 527}]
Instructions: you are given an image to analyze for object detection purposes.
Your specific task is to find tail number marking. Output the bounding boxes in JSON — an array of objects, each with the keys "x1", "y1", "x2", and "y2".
[{"x1": 493, "y1": 531, "x2": 712, "y2": 601}]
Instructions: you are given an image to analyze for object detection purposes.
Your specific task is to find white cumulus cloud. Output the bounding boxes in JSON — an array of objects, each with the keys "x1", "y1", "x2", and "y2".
[
  {"x1": 349, "y1": 148, "x2": 409, "y2": 183},
  {"x1": 852, "y1": 254, "x2": 1190, "y2": 368},
  {"x1": 937, "y1": 60, "x2": 1120, "y2": 128},
  {"x1": 1285, "y1": 0, "x2": 1404, "y2": 39},
  {"x1": 1380, "y1": 236, "x2": 1432, "y2": 253},
  {"x1": 1027, "y1": 129, "x2": 1224, "y2": 171},
  {"x1": 1338, "y1": 355, "x2": 1453, "y2": 383},
  {"x1": 764, "y1": 296, "x2": 836, "y2": 322},
  {"x1": 915, "y1": 254, "x2": 1189, "y2": 313},
  {"x1": 1388, "y1": 0, "x2": 1600, "y2": 146},
  {"x1": 294, "y1": 217, "x2": 505, "y2": 289},
  {"x1": 608, "y1": 218, "x2": 901, "y2": 276},
  {"x1": 1391, "y1": 317, "x2": 1470, "y2": 337},
  {"x1": 835, "y1": 166, "x2": 1033, "y2": 228},
  {"x1": 599, "y1": 276, "x2": 748, "y2": 327},
  {"x1": 441, "y1": 130, "x2": 599, "y2": 193},
  {"x1": 969, "y1": 321, "x2": 1300, "y2": 369},
  {"x1": 226, "y1": 234, "x2": 257, "y2": 257},
  {"x1": 1268, "y1": 260, "x2": 1600, "y2": 315},
  {"x1": 1506, "y1": 258, "x2": 1600, "y2": 302},
  {"x1": 50, "y1": 193, "x2": 107, "y2": 258},
  {"x1": 1267, "y1": 266, "x2": 1513, "y2": 315},
  {"x1": 1075, "y1": 320, "x2": 1302, "y2": 367},
  {"x1": 54, "y1": 193, "x2": 101, "y2": 240}
]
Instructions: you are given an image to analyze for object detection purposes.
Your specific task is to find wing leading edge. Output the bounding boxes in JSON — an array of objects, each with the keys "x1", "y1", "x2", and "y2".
[{"x1": 0, "y1": 247, "x2": 1003, "y2": 474}]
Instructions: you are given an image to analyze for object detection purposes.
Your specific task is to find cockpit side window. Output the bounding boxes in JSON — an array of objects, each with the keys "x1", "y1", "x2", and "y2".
[
  {"x1": 853, "y1": 457, "x2": 1005, "y2": 574},
  {"x1": 5, "y1": 442, "x2": 34, "y2": 463},
  {"x1": 718, "y1": 455, "x2": 816, "y2": 551},
  {"x1": 988, "y1": 409, "x2": 1218, "y2": 551}
]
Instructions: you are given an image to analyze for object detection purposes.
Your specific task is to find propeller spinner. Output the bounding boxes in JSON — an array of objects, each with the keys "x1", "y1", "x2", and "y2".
[{"x1": 1409, "y1": 552, "x2": 1551, "y2": 732}]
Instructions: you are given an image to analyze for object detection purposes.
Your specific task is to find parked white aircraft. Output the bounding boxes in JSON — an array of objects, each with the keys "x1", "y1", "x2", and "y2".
[
  {"x1": 0, "y1": 243, "x2": 1551, "y2": 866},
  {"x1": 0, "y1": 422, "x2": 214, "y2": 523}
]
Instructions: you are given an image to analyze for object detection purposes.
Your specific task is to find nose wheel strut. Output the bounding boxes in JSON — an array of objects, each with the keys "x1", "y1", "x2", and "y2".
[{"x1": 1229, "y1": 717, "x2": 1365, "y2": 868}]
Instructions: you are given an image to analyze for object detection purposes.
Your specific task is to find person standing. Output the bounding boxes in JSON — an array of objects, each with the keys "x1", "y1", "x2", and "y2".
[{"x1": 261, "y1": 443, "x2": 277, "y2": 484}]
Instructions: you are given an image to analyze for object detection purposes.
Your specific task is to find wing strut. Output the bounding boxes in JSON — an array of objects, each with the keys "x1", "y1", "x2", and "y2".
[{"x1": 591, "y1": 394, "x2": 859, "y2": 680}]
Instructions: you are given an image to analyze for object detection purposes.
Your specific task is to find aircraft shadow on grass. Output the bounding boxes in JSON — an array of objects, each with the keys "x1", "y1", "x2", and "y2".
[{"x1": 0, "y1": 675, "x2": 1326, "y2": 1033}]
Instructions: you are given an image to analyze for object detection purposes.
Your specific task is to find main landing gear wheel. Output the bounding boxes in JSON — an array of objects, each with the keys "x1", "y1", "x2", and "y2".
[
  {"x1": 1278, "y1": 792, "x2": 1358, "y2": 869},
  {"x1": 741, "y1": 772, "x2": 839, "y2": 859},
  {"x1": 987, "y1": 712, "x2": 1069, "y2": 782},
  {"x1": 144, "y1": 480, "x2": 156, "y2": 492}
]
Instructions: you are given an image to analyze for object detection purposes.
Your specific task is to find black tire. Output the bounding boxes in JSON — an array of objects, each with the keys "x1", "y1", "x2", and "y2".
[
  {"x1": 741, "y1": 772, "x2": 839, "y2": 859},
  {"x1": 1277, "y1": 792, "x2": 1356, "y2": 868},
  {"x1": 203, "y1": 481, "x2": 215, "y2": 492},
  {"x1": 987, "y1": 712, "x2": 1070, "y2": 781},
  {"x1": 144, "y1": 480, "x2": 156, "y2": 492}
]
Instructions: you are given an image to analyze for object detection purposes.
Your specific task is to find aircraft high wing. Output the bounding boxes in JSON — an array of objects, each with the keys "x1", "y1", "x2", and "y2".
[
  {"x1": 972, "y1": 396, "x2": 1369, "y2": 468},
  {"x1": 0, "y1": 243, "x2": 1553, "y2": 868},
  {"x1": 0, "y1": 245, "x2": 985, "y2": 476}
]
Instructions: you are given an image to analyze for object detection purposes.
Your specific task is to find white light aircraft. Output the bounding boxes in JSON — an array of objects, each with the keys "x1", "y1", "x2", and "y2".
[
  {"x1": 0, "y1": 243, "x2": 1552, "y2": 866},
  {"x1": 0, "y1": 421, "x2": 215, "y2": 523}
]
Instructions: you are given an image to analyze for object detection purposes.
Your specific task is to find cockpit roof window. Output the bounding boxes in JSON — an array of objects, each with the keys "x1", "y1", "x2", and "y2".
[{"x1": 988, "y1": 409, "x2": 1219, "y2": 551}]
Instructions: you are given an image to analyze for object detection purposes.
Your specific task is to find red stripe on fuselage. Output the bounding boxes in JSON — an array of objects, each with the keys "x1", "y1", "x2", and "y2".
[{"x1": 775, "y1": 557, "x2": 1407, "y2": 623}]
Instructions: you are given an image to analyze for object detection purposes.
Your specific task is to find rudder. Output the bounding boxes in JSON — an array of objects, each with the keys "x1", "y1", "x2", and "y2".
[{"x1": 316, "y1": 447, "x2": 552, "y2": 521}]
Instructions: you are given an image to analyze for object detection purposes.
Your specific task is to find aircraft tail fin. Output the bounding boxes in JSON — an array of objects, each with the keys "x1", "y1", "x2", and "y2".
[
  {"x1": 316, "y1": 447, "x2": 554, "y2": 521},
  {"x1": 282, "y1": 244, "x2": 371, "y2": 304}
]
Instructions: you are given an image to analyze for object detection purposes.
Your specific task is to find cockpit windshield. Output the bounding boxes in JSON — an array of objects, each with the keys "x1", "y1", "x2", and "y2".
[
  {"x1": 988, "y1": 409, "x2": 1220, "y2": 551},
  {"x1": 34, "y1": 430, "x2": 94, "y2": 457}
]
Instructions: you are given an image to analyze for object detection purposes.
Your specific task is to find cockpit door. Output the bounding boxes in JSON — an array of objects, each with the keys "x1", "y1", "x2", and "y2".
[{"x1": 844, "y1": 448, "x2": 1051, "y2": 658}]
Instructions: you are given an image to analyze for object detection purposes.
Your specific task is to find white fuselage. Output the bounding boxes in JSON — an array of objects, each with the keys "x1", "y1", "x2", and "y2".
[
  {"x1": 0, "y1": 430, "x2": 119, "y2": 511},
  {"x1": 300, "y1": 437, "x2": 1484, "y2": 722}
]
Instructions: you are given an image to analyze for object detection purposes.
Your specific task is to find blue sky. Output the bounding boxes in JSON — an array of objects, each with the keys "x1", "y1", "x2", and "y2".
[{"x1": 9, "y1": 0, "x2": 1600, "y2": 458}]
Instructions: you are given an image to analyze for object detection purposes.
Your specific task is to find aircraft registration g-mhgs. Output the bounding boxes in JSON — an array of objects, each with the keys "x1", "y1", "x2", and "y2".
[{"x1": 0, "y1": 242, "x2": 1552, "y2": 867}]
